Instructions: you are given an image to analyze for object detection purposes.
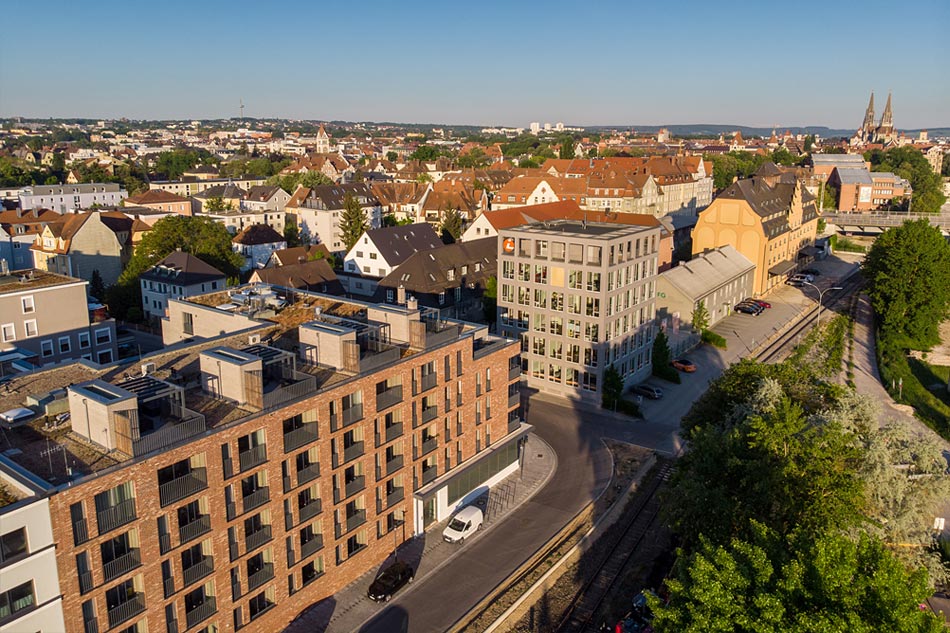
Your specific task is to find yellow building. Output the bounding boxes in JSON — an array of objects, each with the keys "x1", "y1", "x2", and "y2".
[{"x1": 691, "y1": 175, "x2": 819, "y2": 296}]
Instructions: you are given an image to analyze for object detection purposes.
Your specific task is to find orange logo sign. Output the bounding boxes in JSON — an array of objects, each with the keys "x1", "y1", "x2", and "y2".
[{"x1": 503, "y1": 238, "x2": 515, "y2": 253}]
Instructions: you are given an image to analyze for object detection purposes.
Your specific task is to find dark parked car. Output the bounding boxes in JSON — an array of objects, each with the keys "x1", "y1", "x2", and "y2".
[
  {"x1": 743, "y1": 298, "x2": 771, "y2": 309},
  {"x1": 672, "y1": 359, "x2": 696, "y2": 372},
  {"x1": 632, "y1": 384, "x2": 664, "y2": 399},
  {"x1": 801, "y1": 268, "x2": 820, "y2": 276},
  {"x1": 367, "y1": 560, "x2": 414, "y2": 602},
  {"x1": 734, "y1": 303, "x2": 762, "y2": 315}
]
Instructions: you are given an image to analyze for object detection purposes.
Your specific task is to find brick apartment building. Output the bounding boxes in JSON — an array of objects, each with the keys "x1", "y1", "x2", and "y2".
[
  {"x1": 496, "y1": 219, "x2": 661, "y2": 400},
  {"x1": 0, "y1": 287, "x2": 525, "y2": 633}
]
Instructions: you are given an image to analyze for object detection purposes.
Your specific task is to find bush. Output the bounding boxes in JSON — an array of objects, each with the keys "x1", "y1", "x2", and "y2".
[
  {"x1": 876, "y1": 332, "x2": 950, "y2": 440},
  {"x1": 702, "y1": 329, "x2": 727, "y2": 349}
]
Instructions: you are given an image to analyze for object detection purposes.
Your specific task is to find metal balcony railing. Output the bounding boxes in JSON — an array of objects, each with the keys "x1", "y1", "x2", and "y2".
[
  {"x1": 384, "y1": 487, "x2": 404, "y2": 510},
  {"x1": 185, "y1": 597, "x2": 216, "y2": 629},
  {"x1": 182, "y1": 556, "x2": 213, "y2": 587},
  {"x1": 422, "y1": 466, "x2": 438, "y2": 485},
  {"x1": 159, "y1": 468, "x2": 208, "y2": 507},
  {"x1": 102, "y1": 549, "x2": 141, "y2": 582},
  {"x1": 300, "y1": 534, "x2": 324, "y2": 559},
  {"x1": 299, "y1": 498, "x2": 322, "y2": 523},
  {"x1": 245, "y1": 525, "x2": 272, "y2": 552},
  {"x1": 241, "y1": 486, "x2": 270, "y2": 513},
  {"x1": 238, "y1": 444, "x2": 268, "y2": 472},
  {"x1": 421, "y1": 404, "x2": 438, "y2": 423},
  {"x1": 96, "y1": 498, "x2": 137, "y2": 535},
  {"x1": 509, "y1": 364, "x2": 521, "y2": 380},
  {"x1": 159, "y1": 532, "x2": 172, "y2": 554},
  {"x1": 377, "y1": 422, "x2": 403, "y2": 447},
  {"x1": 83, "y1": 617, "x2": 98, "y2": 633},
  {"x1": 330, "y1": 404, "x2": 364, "y2": 431},
  {"x1": 508, "y1": 417, "x2": 522, "y2": 434},
  {"x1": 375, "y1": 385, "x2": 403, "y2": 411},
  {"x1": 247, "y1": 562, "x2": 274, "y2": 591},
  {"x1": 419, "y1": 436, "x2": 438, "y2": 457},
  {"x1": 335, "y1": 510, "x2": 367, "y2": 538},
  {"x1": 380, "y1": 455, "x2": 403, "y2": 479},
  {"x1": 73, "y1": 518, "x2": 89, "y2": 546},
  {"x1": 179, "y1": 515, "x2": 211, "y2": 545},
  {"x1": 107, "y1": 594, "x2": 145, "y2": 628},
  {"x1": 297, "y1": 462, "x2": 320, "y2": 486},
  {"x1": 283, "y1": 423, "x2": 318, "y2": 453},
  {"x1": 420, "y1": 373, "x2": 438, "y2": 391},
  {"x1": 79, "y1": 571, "x2": 94, "y2": 594},
  {"x1": 163, "y1": 576, "x2": 175, "y2": 598},
  {"x1": 334, "y1": 475, "x2": 365, "y2": 503},
  {"x1": 509, "y1": 392, "x2": 520, "y2": 409}
]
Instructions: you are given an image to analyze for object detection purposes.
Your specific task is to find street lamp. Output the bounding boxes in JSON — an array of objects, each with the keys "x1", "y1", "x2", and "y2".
[{"x1": 801, "y1": 281, "x2": 842, "y2": 329}]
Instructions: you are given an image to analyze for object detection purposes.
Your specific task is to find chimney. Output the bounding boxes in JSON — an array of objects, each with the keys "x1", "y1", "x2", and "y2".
[
  {"x1": 397, "y1": 284, "x2": 406, "y2": 305},
  {"x1": 407, "y1": 296, "x2": 418, "y2": 312}
]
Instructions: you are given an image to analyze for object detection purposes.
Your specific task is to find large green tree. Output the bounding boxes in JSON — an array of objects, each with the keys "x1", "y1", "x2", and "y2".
[
  {"x1": 339, "y1": 193, "x2": 367, "y2": 252},
  {"x1": 865, "y1": 147, "x2": 946, "y2": 214},
  {"x1": 409, "y1": 145, "x2": 441, "y2": 161},
  {"x1": 266, "y1": 170, "x2": 333, "y2": 192},
  {"x1": 154, "y1": 149, "x2": 214, "y2": 179},
  {"x1": 863, "y1": 219, "x2": 950, "y2": 350},
  {"x1": 439, "y1": 207, "x2": 463, "y2": 243}
]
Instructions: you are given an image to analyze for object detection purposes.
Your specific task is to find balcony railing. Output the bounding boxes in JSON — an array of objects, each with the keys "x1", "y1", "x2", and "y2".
[
  {"x1": 334, "y1": 475, "x2": 365, "y2": 503},
  {"x1": 509, "y1": 392, "x2": 520, "y2": 409},
  {"x1": 420, "y1": 372, "x2": 438, "y2": 392},
  {"x1": 242, "y1": 486, "x2": 270, "y2": 513},
  {"x1": 159, "y1": 532, "x2": 172, "y2": 554},
  {"x1": 131, "y1": 412, "x2": 206, "y2": 457},
  {"x1": 378, "y1": 454, "x2": 403, "y2": 479},
  {"x1": 96, "y1": 498, "x2": 136, "y2": 535},
  {"x1": 262, "y1": 374, "x2": 318, "y2": 411},
  {"x1": 83, "y1": 617, "x2": 99, "y2": 633},
  {"x1": 245, "y1": 525, "x2": 272, "y2": 552},
  {"x1": 508, "y1": 417, "x2": 522, "y2": 435},
  {"x1": 247, "y1": 562, "x2": 274, "y2": 591},
  {"x1": 283, "y1": 423, "x2": 319, "y2": 453},
  {"x1": 102, "y1": 549, "x2": 141, "y2": 582},
  {"x1": 164, "y1": 576, "x2": 175, "y2": 598},
  {"x1": 182, "y1": 556, "x2": 213, "y2": 587},
  {"x1": 509, "y1": 364, "x2": 521, "y2": 381},
  {"x1": 375, "y1": 385, "x2": 403, "y2": 411},
  {"x1": 377, "y1": 422, "x2": 403, "y2": 447},
  {"x1": 107, "y1": 594, "x2": 145, "y2": 628},
  {"x1": 179, "y1": 515, "x2": 212, "y2": 545},
  {"x1": 73, "y1": 518, "x2": 89, "y2": 546},
  {"x1": 299, "y1": 498, "x2": 322, "y2": 523},
  {"x1": 159, "y1": 468, "x2": 208, "y2": 507},
  {"x1": 335, "y1": 510, "x2": 367, "y2": 538},
  {"x1": 419, "y1": 436, "x2": 438, "y2": 457},
  {"x1": 422, "y1": 466, "x2": 438, "y2": 485},
  {"x1": 421, "y1": 404, "x2": 438, "y2": 423},
  {"x1": 238, "y1": 444, "x2": 268, "y2": 472},
  {"x1": 79, "y1": 571, "x2": 94, "y2": 594},
  {"x1": 297, "y1": 462, "x2": 320, "y2": 486},
  {"x1": 226, "y1": 502, "x2": 237, "y2": 521},
  {"x1": 334, "y1": 441, "x2": 364, "y2": 468},
  {"x1": 378, "y1": 487, "x2": 404, "y2": 512},
  {"x1": 185, "y1": 597, "x2": 216, "y2": 629},
  {"x1": 300, "y1": 534, "x2": 324, "y2": 559},
  {"x1": 330, "y1": 404, "x2": 364, "y2": 431}
]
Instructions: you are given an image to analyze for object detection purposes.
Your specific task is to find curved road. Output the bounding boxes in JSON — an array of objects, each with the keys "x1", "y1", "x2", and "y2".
[{"x1": 357, "y1": 397, "x2": 613, "y2": 632}]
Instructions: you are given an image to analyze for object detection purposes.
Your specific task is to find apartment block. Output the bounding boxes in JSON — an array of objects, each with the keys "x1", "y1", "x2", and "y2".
[
  {"x1": 497, "y1": 220, "x2": 660, "y2": 400},
  {"x1": 0, "y1": 269, "x2": 117, "y2": 369},
  {"x1": 18, "y1": 183, "x2": 128, "y2": 214},
  {"x1": 0, "y1": 286, "x2": 526, "y2": 633}
]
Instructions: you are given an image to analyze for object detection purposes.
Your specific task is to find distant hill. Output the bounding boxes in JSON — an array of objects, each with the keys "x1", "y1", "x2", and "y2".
[{"x1": 586, "y1": 124, "x2": 950, "y2": 138}]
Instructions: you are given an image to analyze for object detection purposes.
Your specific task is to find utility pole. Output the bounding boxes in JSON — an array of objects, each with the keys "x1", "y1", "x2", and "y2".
[{"x1": 801, "y1": 281, "x2": 842, "y2": 329}]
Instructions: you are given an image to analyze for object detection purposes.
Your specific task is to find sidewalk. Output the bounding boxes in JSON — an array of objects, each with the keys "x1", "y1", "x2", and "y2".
[{"x1": 286, "y1": 433, "x2": 557, "y2": 633}]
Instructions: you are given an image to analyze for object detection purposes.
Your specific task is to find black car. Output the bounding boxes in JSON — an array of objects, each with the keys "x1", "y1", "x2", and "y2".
[
  {"x1": 734, "y1": 303, "x2": 761, "y2": 315},
  {"x1": 367, "y1": 560, "x2": 414, "y2": 602}
]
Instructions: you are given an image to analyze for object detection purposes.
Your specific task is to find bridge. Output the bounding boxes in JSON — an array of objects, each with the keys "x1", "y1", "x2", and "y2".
[{"x1": 823, "y1": 211, "x2": 950, "y2": 235}]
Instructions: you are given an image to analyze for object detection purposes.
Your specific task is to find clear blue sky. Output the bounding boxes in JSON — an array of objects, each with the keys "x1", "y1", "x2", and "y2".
[{"x1": 1, "y1": 0, "x2": 948, "y2": 128}]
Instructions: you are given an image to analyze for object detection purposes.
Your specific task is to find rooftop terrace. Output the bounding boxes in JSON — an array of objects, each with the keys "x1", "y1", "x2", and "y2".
[{"x1": 0, "y1": 269, "x2": 83, "y2": 296}]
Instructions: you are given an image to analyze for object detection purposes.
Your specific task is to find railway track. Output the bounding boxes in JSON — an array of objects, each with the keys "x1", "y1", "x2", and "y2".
[
  {"x1": 556, "y1": 460, "x2": 673, "y2": 633},
  {"x1": 755, "y1": 273, "x2": 865, "y2": 364}
]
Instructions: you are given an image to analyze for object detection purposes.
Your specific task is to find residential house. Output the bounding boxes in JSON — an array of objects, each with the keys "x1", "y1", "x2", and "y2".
[
  {"x1": 205, "y1": 206, "x2": 287, "y2": 236},
  {"x1": 420, "y1": 179, "x2": 486, "y2": 225},
  {"x1": 0, "y1": 269, "x2": 118, "y2": 367},
  {"x1": 242, "y1": 185, "x2": 292, "y2": 213},
  {"x1": 124, "y1": 189, "x2": 192, "y2": 216},
  {"x1": 18, "y1": 183, "x2": 128, "y2": 214},
  {"x1": 370, "y1": 182, "x2": 431, "y2": 221},
  {"x1": 287, "y1": 183, "x2": 383, "y2": 253},
  {"x1": 0, "y1": 208, "x2": 61, "y2": 271},
  {"x1": 829, "y1": 167, "x2": 910, "y2": 211},
  {"x1": 191, "y1": 183, "x2": 248, "y2": 214},
  {"x1": 265, "y1": 244, "x2": 331, "y2": 268},
  {"x1": 655, "y1": 245, "x2": 755, "y2": 328},
  {"x1": 232, "y1": 224, "x2": 288, "y2": 272},
  {"x1": 249, "y1": 259, "x2": 342, "y2": 294},
  {"x1": 149, "y1": 176, "x2": 267, "y2": 198},
  {"x1": 344, "y1": 224, "x2": 442, "y2": 279},
  {"x1": 374, "y1": 237, "x2": 496, "y2": 322},
  {"x1": 30, "y1": 211, "x2": 134, "y2": 286},
  {"x1": 281, "y1": 153, "x2": 353, "y2": 182},
  {"x1": 692, "y1": 176, "x2": 820, "y2": 296},
  {"x1": 139, "y1": 251, "x2": 227, "y2": 321}
]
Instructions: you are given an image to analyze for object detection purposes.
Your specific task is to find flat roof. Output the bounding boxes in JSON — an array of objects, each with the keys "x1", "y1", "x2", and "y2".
[
  {"x1": 502, "y1": 219, "x2": 653, "y2": 238},
  {"x1": 0, "y1": 270, "x2": 84, "y2": 296}
]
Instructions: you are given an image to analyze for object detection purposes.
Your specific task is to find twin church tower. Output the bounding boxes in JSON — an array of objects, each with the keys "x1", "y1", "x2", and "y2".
[{"x1": 852, "y1": 92, "x2": 896, "y2": 145}]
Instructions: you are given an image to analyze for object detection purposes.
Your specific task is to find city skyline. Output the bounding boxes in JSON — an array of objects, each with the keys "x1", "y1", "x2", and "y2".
[{"x1": 1, "y1": 0, "x2": 948, "y2": 128}]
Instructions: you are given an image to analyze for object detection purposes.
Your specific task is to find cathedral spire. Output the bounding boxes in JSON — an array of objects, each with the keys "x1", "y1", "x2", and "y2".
[
  {"x1": 879, "y1": 92, "x2": 893, "y2": 129},
  {"x1": 862, "y1": 92, "x2": 876, "y2": 131}
]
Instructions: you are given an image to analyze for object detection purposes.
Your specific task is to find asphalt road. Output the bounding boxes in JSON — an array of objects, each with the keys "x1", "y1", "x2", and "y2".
[{"x1": 356, "y1": 397, "x2": 613, "y2": 633}]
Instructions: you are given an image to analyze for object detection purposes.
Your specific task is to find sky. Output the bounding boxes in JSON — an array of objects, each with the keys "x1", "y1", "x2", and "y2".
[{"x1": 1, "y1": 0, "x2": 948, "y2": 129}]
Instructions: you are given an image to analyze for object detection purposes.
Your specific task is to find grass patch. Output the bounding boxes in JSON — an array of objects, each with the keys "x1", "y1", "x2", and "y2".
[
  {"x1": 830, "y1": 234, "x2": 867, "y2": 253},
  {"x1": 876, "y1": 333, "x2": 950, "y2": 440},
  {"x1": 702, "y1": 329, "x2": 727, "y2": 349}
]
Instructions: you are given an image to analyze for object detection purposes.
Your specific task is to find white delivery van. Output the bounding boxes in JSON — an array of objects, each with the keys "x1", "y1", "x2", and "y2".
[{"x1": 442, "y1": 505, "x2": 484, "y2": 543}]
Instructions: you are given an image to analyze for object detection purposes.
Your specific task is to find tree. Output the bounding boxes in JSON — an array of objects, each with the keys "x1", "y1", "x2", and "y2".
[
  {"x1": 386, "y1": 151, "x2": 399, "y2": 163},
  {"x1": 482, "y1": 275, "x2": 497, "y2": 324},
  {"x1": 339, "y1": 193, "x2": 367, "y2": 252},
  {"x1": 89, "y1": 269, "x2": 106, "y2": 300},
  {"x1": 816, "y1": 217, "x2": 827, "y2": 234},
  {"x1": 204, "y1": 196, "x2": 229, "y2": 212},
  {"x1": 691, "y1": 300, "x2": 710, "y2": 332},
  {"x1": 283, "y1": 217, "x2": 302, "y2": 247},
  {"x1": 558, "y1": 136, "x2": 575, "y2": 159},
  {"x1": 652, "y1": 329, "x2": 680, "y2": 383},
  {"x1": 409, "y1": 146, "x2": 441, "y2": 161},
  {"x1": 865, "y1": 147, "x2": 946, "y2": 214},
  {"x1": 458, "y1": 147, "x2": 490, "y2": 169},
  {"x1": 440, "y1": 207, "x2": 463, "y2": 243},
  {"x1": 601, "y1": 365, "x2": 623, "y2": 410},
  {"x1": 108, "y1": 216, "x2": 244, "y2": 319},
  {"x1": 266, "y1": 170, "x2": 333, "y2": 192},
  {"x1": 863, "y1": 219, "x2": 950, "y2": 350},
  {"x1": 154, "y1": 149, "x2": 214, "y2": 180},
  {"x1": 942, "y1": 153, "x2": 950, "y2": 177}
]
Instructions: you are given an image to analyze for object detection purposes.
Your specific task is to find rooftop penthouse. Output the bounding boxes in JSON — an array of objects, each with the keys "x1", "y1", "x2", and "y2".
[{"x1": 0, "y1": 284, "x2": 508, "y2": 485}]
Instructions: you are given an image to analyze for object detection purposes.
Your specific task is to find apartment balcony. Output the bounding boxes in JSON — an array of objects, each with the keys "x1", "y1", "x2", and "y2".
[
  {"x1": 422, "y1": 466, "x2": 438, "y2": 485},
  {"x1": 247, "y1": 562, "x2": 274, "y2": 591},
  {"x1": 418, "y1": 436, "x2": 438, "y2": 458},
  {"x1": 107, "y1": 594, "x2": 145, "y2": 629},
  {"x1": 334, "y1": 475, "x2": 366, "y2": 503},
  {"x1": 241, "y1": 486, "x2": 270, "y2": 514},
  {"x1": 297, "y1": 462, "x2": 321, "y2": 486},
  {"x1": 159, "y1": 532, "x2": 172, "y2": 555},
  {"x1": 509, "y1": 392, "x2": 520, "y2": 409},
  {"x1": 96, "y1": 498, "x2": 137, "y2": 535},
  {"x1": 300, "y1": 534, "x2": 324, "y2": 559},
  {"x1": 177, "y1": 515, "x2": 210, "y2": 546},
  {"x1": 78, "y1": 571, "x2": 94, "y2": 594},
  {"x1": 182, "y1": 556, "x2": 213, "y2": 587},
  {"x1": 159, "y1": 468, "x2": 208, "y2": 507},
  {"x1": 421, "y1": 404, "x2": 438, "y2": 424},
  {"x1": 377, "y1": 454, "x2": 404, "y2": 480},
  {"x1": 509, "y1": 364, "x2": 521, "y2": 381},
  {"x1": 185, "y1": 597, "x2": 216, "y2": 629},
  {"x1": 73, "y1": 518, "x2": 89, "y2": 546},
  {"x1": 375, "y1": 385, "x2": 403, "y2": 411},
  {"x1": 333, "y1": 441, "x2": 364, "y2": 468},
  {"x1": 245, "y1": 525, "x2": 272, "y2": 552},
  {"x1": 376, "y1": 422, "x2": 403, "y2": 447},
  {"x1": 508, "y1": 416, "x2": 522, "y2": 435},
  {"x1": 238, "y1": 444, "x2": 268, "y2": 472},
  {"x1": 420, "y1": 373, "x2": 438, "y2": 392},
  {"x1": 377, "y1": 487, "x2": 404, "y2": 513},
  {"x1": 131, "y1": 412, "x2": 206, "y2": 457},
  {"x1": 83, "y1": 617, "x2": 99, "y2": 633},
  {"x1": 330, "y1": 404, "x2": 364, "y2": 432},
  {"x1": 102, "y1": 549, "x2": 142, "y2": 582},
  {"x1": 334, "y1": 510, "x2": 367, "y2": 538},
  {"x1": 283, "y1": 423, "x2": 319, "y2": 453},
  {"x1": 299, "y1": 498, "x2": 322, "y2": 523}
]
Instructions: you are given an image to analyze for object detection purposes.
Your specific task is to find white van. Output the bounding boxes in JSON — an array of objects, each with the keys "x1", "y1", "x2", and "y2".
[{"x1": 442, "y1": 505, "x2": 484, "y2": 543}]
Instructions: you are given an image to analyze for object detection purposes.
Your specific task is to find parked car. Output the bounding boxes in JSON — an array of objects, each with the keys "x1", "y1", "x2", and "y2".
[
  {"x1": 789, "y1": 273, "x2": 814, "y2": 283},
  {"x1": 743, "y1": 298, "x2": 771, "y2": 309},
  {"x1": 734, "y1": 303, "x2": 762, "y2": 315},
  {"x1": 443, "y1": 505, "x2": 484, "y2": 543},
  {"x1": 735, "y1": 300, "x2": 764, "y2": 312},
  {"x1": 632, "y1": 384, "x2": 664, "y2": 400},
  {"x1": 367, "y1": 560, "x2": 414, "y2": 602},
  {"x1": 785, "y1": 277, "x2": 804, "y2": 287},
  {"x1": 672, "y1": 358, "x2": 696, "y2": 372},
  {"x1": 801, "y1": 268, "x2": 821, "y2": 276}
]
